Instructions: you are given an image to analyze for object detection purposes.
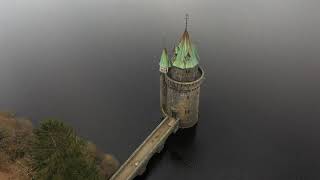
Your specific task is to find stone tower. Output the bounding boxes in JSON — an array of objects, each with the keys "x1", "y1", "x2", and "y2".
[{"x1": 159, "y1": 21, "x2": 204, "y2": 128}]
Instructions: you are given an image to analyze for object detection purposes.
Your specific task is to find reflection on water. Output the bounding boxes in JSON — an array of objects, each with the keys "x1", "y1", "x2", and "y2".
[
  {"x1": 135, "y1": 126, "x2": 197, "y2": 180},
  {"x1": 168, "y1": 127, "x2": 197, "y2": 168}
]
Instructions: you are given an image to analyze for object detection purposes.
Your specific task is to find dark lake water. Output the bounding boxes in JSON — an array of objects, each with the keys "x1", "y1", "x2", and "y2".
[{"x1": 1, "y1": 0, "x2": 320, "y2": 179}]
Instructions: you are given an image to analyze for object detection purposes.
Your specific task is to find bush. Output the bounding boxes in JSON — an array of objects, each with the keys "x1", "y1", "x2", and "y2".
[
  {"x1": 0, "y1": 116, "x2": 33, "y2": 179},
  {"x1": 97, "y1": 154, "x2": 119, "y2": 179},
  {"x1": 87, "y1": 141, "x2": 119, "y2": 179},
  {"x1": 0, "y1": 128, "x2": 8, "y2": 149},
  {"x1": 0, "y1": 118, "x2": 33, "y2": 160},
  {"x1": 31, "y1": 119, "x2": 101, "y2": 180}
]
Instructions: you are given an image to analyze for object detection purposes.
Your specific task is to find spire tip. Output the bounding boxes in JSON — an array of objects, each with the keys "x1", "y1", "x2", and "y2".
[{"x1": 185, "y1": 14, "x2": 189, "y2": 31}]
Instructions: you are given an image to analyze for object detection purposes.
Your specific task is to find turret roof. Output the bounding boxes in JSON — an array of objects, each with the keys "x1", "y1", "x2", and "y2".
[
  {"x1": 159, "y1": 48, "x2": 171, "y2": 68},
  {"x1": 172, "y1": 30, "x2": 199, "y2": 69}
]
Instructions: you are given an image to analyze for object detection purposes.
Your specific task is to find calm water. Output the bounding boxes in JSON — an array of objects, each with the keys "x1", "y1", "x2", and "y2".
[{"x1": 1, "y1": 0, "x2": 320, "y2": 179}]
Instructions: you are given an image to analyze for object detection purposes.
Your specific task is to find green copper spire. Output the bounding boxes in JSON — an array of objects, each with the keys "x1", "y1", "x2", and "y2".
[
  {"x1": 172, "y1": 30, "x2": 199, "y2": 69},
  {"x1": 159, "y1": 48, "x2": 170, "y2": 73}
]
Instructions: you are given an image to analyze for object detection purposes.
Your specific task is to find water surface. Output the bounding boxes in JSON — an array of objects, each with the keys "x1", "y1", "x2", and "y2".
[{"x1": 0, "y1": 0, "x2": 320, "y2": 179}]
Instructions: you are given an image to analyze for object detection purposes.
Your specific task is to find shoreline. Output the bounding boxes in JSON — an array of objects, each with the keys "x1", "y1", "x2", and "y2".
[{"x1": 0, "y1": 112, "x2": 119, "y2": 180}]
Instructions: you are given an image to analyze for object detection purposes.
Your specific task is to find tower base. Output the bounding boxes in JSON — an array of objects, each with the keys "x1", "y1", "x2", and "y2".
[{"x1": 179, "y1": 118, "x2": 198, "y2": 129}]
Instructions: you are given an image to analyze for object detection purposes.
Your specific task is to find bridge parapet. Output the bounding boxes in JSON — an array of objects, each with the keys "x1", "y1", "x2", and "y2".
[{"x1": 110, "y1": 116, "x2": 179, "y2": 180}]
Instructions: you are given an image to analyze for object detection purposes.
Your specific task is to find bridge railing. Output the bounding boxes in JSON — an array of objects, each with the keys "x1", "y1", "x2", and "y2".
[{"x1": 110, "y1": 116, "x2": 179, "y2": 180}]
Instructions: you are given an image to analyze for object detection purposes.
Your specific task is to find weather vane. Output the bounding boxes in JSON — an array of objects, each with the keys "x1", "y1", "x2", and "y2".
[{"x1": 185, "y1": 13, "x2": 189, "y2": 31}]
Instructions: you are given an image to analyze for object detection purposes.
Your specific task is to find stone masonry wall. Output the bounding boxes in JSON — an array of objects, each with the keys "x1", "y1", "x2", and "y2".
[
  {"x1": 160, "y1": 73, "x2": 167, "y2": 117},
  {"x1": 168, "y1": 65, "x2": 200, "y2": 82},
  {"x1": 165, "y1": 67, "x2": 204, "y2": 128}
]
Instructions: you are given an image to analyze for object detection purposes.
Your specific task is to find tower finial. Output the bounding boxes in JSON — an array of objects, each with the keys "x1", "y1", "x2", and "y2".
[{"x1": 185, "y1": 13, "x2": 189, "y2": 31}]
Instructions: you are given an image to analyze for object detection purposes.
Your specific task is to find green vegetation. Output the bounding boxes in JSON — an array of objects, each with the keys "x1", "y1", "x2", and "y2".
[
  {"x1": 0, "y1": 113, "x2": 119, "y2": 180},
  {"x1": 32, "y1": 119, "x2": 101, "y2": 180}
]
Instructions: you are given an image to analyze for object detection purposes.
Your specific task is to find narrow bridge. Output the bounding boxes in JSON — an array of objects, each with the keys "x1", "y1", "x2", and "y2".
[{"x1": 110, "y1": 116, "x2": 179, "y2": 180}]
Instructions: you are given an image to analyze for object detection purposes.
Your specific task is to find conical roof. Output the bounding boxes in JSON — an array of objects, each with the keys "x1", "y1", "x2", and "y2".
[
  {"x1": 172, "y1": 30, "x2": 199, "y2": 69},
  {"x1": 159, "y1": 48, "x2": 171, "y2": 68}
]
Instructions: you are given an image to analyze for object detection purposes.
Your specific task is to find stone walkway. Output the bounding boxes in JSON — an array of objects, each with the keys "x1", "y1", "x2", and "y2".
[{"x1": 110, "y1": 116, "x2": 179, "y2": 180}]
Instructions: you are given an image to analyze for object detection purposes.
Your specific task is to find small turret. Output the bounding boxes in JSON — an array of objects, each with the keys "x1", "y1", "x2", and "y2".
[
  {"x1": 159, "y1": 48, "x2": 170, "y2": 73},
  {"x1": 159, "y1": 48, "x2": 170, "y2": 117}
]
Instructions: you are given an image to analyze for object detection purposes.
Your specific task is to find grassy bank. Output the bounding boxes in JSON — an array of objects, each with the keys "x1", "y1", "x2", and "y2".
[{"x1": 0, "y1": 112, "x2": 119, "y2": 180}]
